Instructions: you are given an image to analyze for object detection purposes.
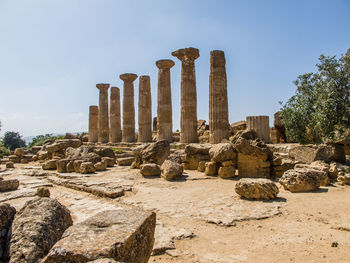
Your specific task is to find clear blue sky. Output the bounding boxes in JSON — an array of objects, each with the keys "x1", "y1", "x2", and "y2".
[{"x1": 0, "y1": 0, "x2": 349, "y2": 137}]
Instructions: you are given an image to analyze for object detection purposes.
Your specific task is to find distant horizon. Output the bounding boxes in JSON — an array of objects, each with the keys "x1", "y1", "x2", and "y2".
[{"x1": 1, "y1": 0, "x2": 349, "y2": 137}]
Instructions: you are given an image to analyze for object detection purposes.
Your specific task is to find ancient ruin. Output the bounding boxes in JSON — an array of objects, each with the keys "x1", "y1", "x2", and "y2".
[
  {"x1": 138, "y1": 76, "x2": 152, "y2": 143},
  {"x1": 156, "y1": 59, "x2": 175, "y2": 142},
  {"x1": 109, "y1": 87, "x2": 122, "y2": 143},
  {"x1": 172, "y1": 47, "x2": 200, "y2": 143},
  {"x1": 209, "y1": 50, "x2": 229, "y2": 144},
  {"x1": 120, "y1": 73, "x2": 138, "y2": 143},
  {"x1": 88, "y1": 105, "x2": 98, "y2": 143},
  {"x1": 246, "y1": 115, "x2": 270, "y2": 143},
  {"x1": 96, "y1": 83, "x2": 110, "y2": 143}
]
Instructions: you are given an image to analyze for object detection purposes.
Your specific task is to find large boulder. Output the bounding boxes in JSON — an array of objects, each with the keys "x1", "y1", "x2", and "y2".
[
  {"x1": 0, "y1": 203, "x2": 16, "y2": 261},
  {"x1": 235, "y1": 179, "x2": 279, "y2": 200},
  {"x1": 140, "y1": 140, "x2": 170, "y2": 165},
  {"x1": 230, "y1": 121, "x2": 247, "y2": 135},
  {"x1": 43, "y1": 209, "x2": 156, "y2": 263},
  {"x1": 218, "y1": 166, "x2": 236, "y2": 179},
  {"x1": 289, "y1": 144, "x2": 345, "y2": 164},
  {"x1": 294, "y1": 161, "x2": 330, "y2": 186},
  {"x1": 93, "y1": 147, "x2": 116, "y2": 163},
  {"x1": 8, "y1": 198, "x2": 72, "y2": 263},
  {"x1": 204, "y1": 162, "x2": 219, "y2": 176},
  {"x1": 183, "y1": 144, "x2": 211, "y2": 170},
  {"x1": 279, "y1": 168, "x2": 320, "y2": 192},
  {"x1": 42, "y1": 160, "x2": 57, "y2": 170},
  {"x1": 14, "y1": 148, "x2": 24, "y2": 157},
  {"x1": 185, "y1": 144, "x2": 211, "y2": 156},
  {"x1": 161, "y1": 160, "x2": 183, "y2": 181},
  {"x1": 209, "y1": 143, "x2": 237, "y2": 163},
  {"x1": 0, "y1": 179, "x2": 19, "y2": 192},
  {"x1": 140, "y1": 164, "x2": 161, "y2": 177},
  {"x1": 80, "y1": 162, "x2": 95, "y2": 174},
  {"x1": 230, "y1": 129, "x2": 257, "y2": 144}
]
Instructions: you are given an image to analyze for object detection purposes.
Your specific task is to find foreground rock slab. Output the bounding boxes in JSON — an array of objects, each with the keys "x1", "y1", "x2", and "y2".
[
  {"x1": 43, "y1": 209, "x2": 156, "y2": 263},
  {"x1": 0, "y1": 203, "x2": 16, "y2": 261},
  {"x1": 235, "y1": 179, "x2": 279, "y2": 200},
  {"x1": 8, "y1": 198, "x2": 72, "y2": 263},
  {"x1": 279, "y1": 169, "x2": 320, "y2": 193}
]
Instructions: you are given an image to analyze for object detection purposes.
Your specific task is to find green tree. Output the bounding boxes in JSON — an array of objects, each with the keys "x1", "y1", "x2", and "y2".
[
  {"x1": 2, "y1": 131, "x2": 26, "y2": 150},
  {"x1": 28, "y1": 133, "x2": 64, "y2": 148},
  {"x1": 280, "y1": 48, "x2": 350, "y2": 144}
]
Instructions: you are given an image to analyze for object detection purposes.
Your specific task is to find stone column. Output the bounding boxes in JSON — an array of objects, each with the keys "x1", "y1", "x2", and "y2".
[
  {"x1": 156, "y1": 59, "x2": 175, "y2": 142},
  {"x1": 88, "y1": 105, "x2": 98, "y2": 143},
  {"x1": 109, "y1": 87, "x2": 121, "y2": 143},
  {"x1": 246, "y1": 116, "x2": 270, "y2": 143},
  {"x1": 138, "y1": 75, "x2": 152, "y2": 142},
  {"x1": 120, "y1": 73, "x2": 138, "y2": 142},
  {"x1": 172, "y1": 47, "x2": 199, "y2": 143},
  {"x1": 153, "y1": 117, "x2": 157, "y2": 133},
  {"x1": 96, "y1": 83, "x2": 110, "y2": 143},
  {"x1": 209, "y1": 50, "x2": 229, "y2": 144}
]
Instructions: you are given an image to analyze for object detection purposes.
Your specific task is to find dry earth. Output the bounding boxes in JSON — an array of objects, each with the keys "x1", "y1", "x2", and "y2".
[{"x1": 1, "y1": 164, "x2": 350, "y2": 263}]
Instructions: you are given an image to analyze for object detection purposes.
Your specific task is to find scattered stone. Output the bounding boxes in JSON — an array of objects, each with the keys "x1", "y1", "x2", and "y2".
[
  {"x1": 141, "y1": 140, "x2": 170, "y2": 165},
  {"x1": 209, "y1": 143, "x2": 237, "y2": 163},
  {"x1": 87, "y1": 259, "x2": 119, "y2": 263},
  {"x1": 36, "y1": 187, "x2": 50, "y2": 197},
  {"x1": 279, "y1": 169, "x2": 320, "y2": 192},
  {"x1": 80, "y1": 162, "x2": 95, "y2": 174},
  {"x1": 14, "y1": 148, "x2": 24, "y2": 157},
  {"x1": 141, "y1": 163, "x2": 161, "y2": 177},
  {"x1": 8, "y1": 198, "x2": 72, "y2": 263},
  {"x1": 235, "y1": 179, "x2": 279, "y2": 200},
  {"x1": 20, "y1": 158, "x2": 28, "y2": 164},
  {"x1": 43, "y1": 209, "x2": 156, "y2": 263},
  {"x1": 0, "y1": 203, "x2": 16, "y2": 261},
  {"x1": 289, "y1": 144, "x2": 345, "y2": 164},
  {"x1": 331, "y1": 242, "x2": 338, "y2": 247},
  {"x1": 329, "y1": 162, "x2": 338, "y2": 179},
  {"x1": 205, "y1": 162, "x2": 218, "y2": 176},
  {"x1": 197, "y1": 161, "x2": 207, "y2": 172},
  {"x1": 56, "y1": 159, "x2": 68, "y2": 173},
  {"x1": 218, "y1": 166, "x2": 236, "y2": 179},
  {"x1": 102, "y1": 156, "x2": 115, "y2": 167},
  {"x1": 42, "y1": 160, "x2": 57, "y2": 170},
  {"x1": 5, "y1": 162, "x2": 14, "y2": 169},
  {"x1": 8, "y1": 155, "x2": 19, "y2": 163},
  {"x1": 161, "y1": 160, "x2": 183, "y2": 181},
  {"x1": 0, "y1": 179, "x2": 19, "y2": 192},
  {"x1": 294, "y1": 162, "x2": 330, "y2": 186},
  {"x1": 337, "y1": 174, "x2": 350, "y2": 185},
  {"x1": 94, "y1": 160, "x2": 108, "y2": 171},
  {"x1": 117, "y1": 157, "x2": 135, "y2": 166}
]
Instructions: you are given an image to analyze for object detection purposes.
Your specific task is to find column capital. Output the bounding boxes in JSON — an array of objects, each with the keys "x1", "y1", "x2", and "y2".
[
  {"x1": 139, "y1": 75, "x2": 150, "y2": 81},
  {"x1": 210, "y1": 50, "x2": 226, "y2": 67},
  {"x1": 172, "y1": 47, "x2": 199, "y2": 62},
  {"x1": 156, "y1": 59, "x2": 175, "y2": 69},
  {"x1": 120, "y1": 73, "x2": 138, "y2": 82},
  {"x1": 96, "y1": 83, "x2": 110, "y2": 91}
]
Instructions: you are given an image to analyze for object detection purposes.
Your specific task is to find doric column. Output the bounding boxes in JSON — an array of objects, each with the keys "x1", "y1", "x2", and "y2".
[
  {"x1": 138, "y1": 75, "x2": 152, "y2": 142},
  {"x1": 109, "y1": 87, "x2": 121, "y2": 143},
  {"x1": 172, "y1": 47, "x2": 199, "y2": 143},
  {"x1": 120, "y1": 73, "x2": 138, "y2": 142},
  {"x1": 209, "y1": 50, "x2": 229, "y2": 144},
  {"x1": 156, "y1": 59, "x2": 175, "y2": 142},
  {"x1": 88, "y1": 105, "x2": 98, "y2": 143},
  {"x1": 246, "y1": 116, "x2": 270, "y2": 143},
  {"x1": 96, "y1": 83, "x2": 110, "y2": 143}
]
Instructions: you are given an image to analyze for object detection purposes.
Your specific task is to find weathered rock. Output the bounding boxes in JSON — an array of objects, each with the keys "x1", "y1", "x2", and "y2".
[
  {"x1": 73, "y1": 160, "x2": 84, "y2": 173},
  {"x1": 141, "y1": 140, "x2": 170, "y2": 165},
  {"x1": 66, "y1": 161, "x2": 75, "y2": 172},
  {"x1": 235, "y1": 179, "x2": 279, "y2": 200},
  {"x1": 271, "y1": 157, "x2": 296, "y2": 177},
  {"x1": 80, "y1": 162, "x2": 95, "y2": 174},
  {"x1": 221, "y1": 160, "x2": 235, "y2": 167},
  {"x1": 279, "y1": 169, "x2": 320, "y2": 192},
  {"x1": 140, "y1": 163, "x2": 161, "y2": 177},
  {"x1": 5, "y1": 162, "x2": 14, "y2": 168},
  {"x1": 87, "y1": 259, "x2": 119, "y2": 263},
  {"x1": 329, "y1": 162, "x2": 339, "y2": 179},
  {"x1": 204, "y1": 162, "x2": 219, "y2": 176},
  {"x1": 337, "y1": 174, "x2": 350, "y2": 185},
  {"x1": 161, "y1": 160, "x2": 183, "y2": 180},
  {"x1": 289, "y1": 144, "x2": 345, "y2": 164},
  {"x1": 14, "y1": 148, "x2": 24, "y2": 157},
  {"x1": 183, "y1": 153, "x2": 210, "y2": 170},
  {"x1": 43, "y1": 209, "x2": 156, "y2": 263},
  {"x1": 20, "y1": 158, "x2": 28, "y2": 164},
  {"x1": 102, "y1": 157, "x2": 115, "y2": 167},
  {"x1": 37, "y1": 150, "x2": 48, "y2": 160},
  {"x1": 117, "y1": 157, "x2": 135, "y2": 166},
  {"x1": 230, "y1": 129, "x2": 257, "y2": 144},
  {"x1": 94, "y1": 160, "x2": 108, "y2": 171},
  {"x1": 36, "y1": 187, "x2": 50, "y2": 197},
  {"x1": 94, "y1": 148, "x2": 116, "y2": 163},
  {"x1": 218, "y1": 166, "x2": 236, "y2": 179},
  {"x1": 230, "y1": 121, "x2": 247, "y2": 135},
  {"x1": 209, "y1": 143, "x2": 237, "y2": 163},
  {"x1": 185, "y1": 144, "x2": 211, "y2": 156},
  {"x1": 56, "y1": 159, "x2": 68, "y2": 173},
  {"x1": 0, "y1": 179, "x2": 19, "y2": 192},
  {"x1": 197, "y1": 161, "x2": 207, "y2": 172},
  {"x1": 8, "y1": 198, "x2": 72, "y2": 263},
  {"x1": 294, "y1": 161, "x2": 330, "y2": 186},
  {"x1": 0, "y1": 203, "x2": 16, "y2": 261},
  {"x1": 42, "y1": 160, "x2": 57, "y2": 170}
]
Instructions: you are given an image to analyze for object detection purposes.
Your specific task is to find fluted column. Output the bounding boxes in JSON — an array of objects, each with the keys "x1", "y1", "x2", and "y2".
[
  {"x1": 88, "y1": 105, "x2": 98, "y2": 143},
  {"x1": 246, "y1": 116, "x2": 270, "y2": 143},
  {"x1": 96, "y1": 83, "x2": 110, "y2": 143},
  {"x1": 120, "y1": 73, "x2": 137, "y2": 142},
  {"x1": 209, "y1": 50, "x2": 229, "y2": 144},
  {"x1": 109, "y1": 87, "x2": 121, "y2": 143},
  {"x1": 138, "y1": 75, "x2": 152, "y2": 142},
  {"x1": 172, "y1": 47, "x2": 199, "y2": 143},
  {"x1": 156, "y1": 59, "x2": 175, "y2": 142}
]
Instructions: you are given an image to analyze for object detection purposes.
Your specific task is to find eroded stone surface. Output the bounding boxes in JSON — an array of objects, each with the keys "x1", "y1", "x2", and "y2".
[{"x1": 235, "y1": 179, "x2": 279, "y2": 200}]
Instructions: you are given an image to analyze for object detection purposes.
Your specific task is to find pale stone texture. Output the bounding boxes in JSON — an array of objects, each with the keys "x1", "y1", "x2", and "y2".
[
  {"x1": 235, "y1": 179, "x2": 279, "y2": 200},
  {"x1": 156, "y1": 59, "x2": 175, "y2": 142},
  {"x1": 172, "y1": 47, "x2": 199, "y2": 143},
  {"x1": 246, "y1": 116, "x2": 270, "y2": 143},
  {"x1": 120, "y1": 73, "x2": 138, "y2": 142},
  {"x1": 138, "y1": 75, "x2": 152, "y2": 142},
  {"x1": 96, "y1": 83, "x2": 110, "y2": 143},
  {"x1": 109, "y1": 87, "x2": 122, "y2": 143},
  {"x1": 209, "y1": 50, "x2": 229, "y2": 144},
  {"x1": 88, "y1": 105, "x2": 98, "y2": 143}
]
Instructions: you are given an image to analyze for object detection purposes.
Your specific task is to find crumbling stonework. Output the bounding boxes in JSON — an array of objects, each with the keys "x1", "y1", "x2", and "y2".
[
  {"x1": 209, "y1": 50, "x2": 229, "y2": 144},
  {"x1": 156, "y1": 59, "x2": 175, "y2": 142},
  {"x1": 246, "y1": 116, "x2": 270, "y2": 143},
  {"x1": 120, "y1": 73, "x2": 138, "y2": 142},
  {"x1": 172, "y1": 47, "x2": 199, "y2": 143},
  {"x1": 109, "y1": 87, "x2": 121, "y2": 143},
  {"x1": 138, "y1": 76, "x2": 152, "y2": 142},
  {"x1": 96, "y1": 83, "x2": 110, "y2": 143}
]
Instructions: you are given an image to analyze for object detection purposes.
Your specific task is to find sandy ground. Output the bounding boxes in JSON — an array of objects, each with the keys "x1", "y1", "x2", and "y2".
[{"x1": 1, "y1": 164, "x2": 350, "y2": 263}]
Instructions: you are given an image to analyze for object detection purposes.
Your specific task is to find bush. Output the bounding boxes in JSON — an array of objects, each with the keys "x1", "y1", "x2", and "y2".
[
  {"x1": 0, "y1": 143, "x2": 10, "y2": 157},
  {"x1": 28, "y1": 134, "x2": 64, "y2": 148},
  {"x1": 2, "y1": 131, "x2": 26, "y2": 151}
]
